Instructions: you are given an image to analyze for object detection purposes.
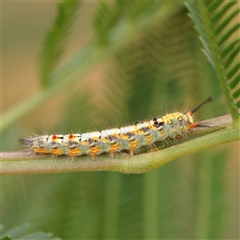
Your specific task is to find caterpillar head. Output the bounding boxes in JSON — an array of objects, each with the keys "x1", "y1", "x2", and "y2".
[{"x1": 185, "y1": 96, "x2": 213, "y2": 129}]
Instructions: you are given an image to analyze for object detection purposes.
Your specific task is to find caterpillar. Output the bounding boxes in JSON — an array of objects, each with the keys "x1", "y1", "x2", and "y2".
[{"x1": 20, "y1": 97, "x2": 213, "y2": 160}]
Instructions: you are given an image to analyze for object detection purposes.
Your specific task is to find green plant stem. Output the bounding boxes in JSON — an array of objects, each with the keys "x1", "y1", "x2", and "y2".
[
  {"x1": 197, "y1": 1, "x2": 239, "y2": 125},
  {"x1": 1, "y1": 3, "x2": 183, "y2": 133},
  {"x1": 1, "y1": 115, "x2": 238, "y2": 175}
]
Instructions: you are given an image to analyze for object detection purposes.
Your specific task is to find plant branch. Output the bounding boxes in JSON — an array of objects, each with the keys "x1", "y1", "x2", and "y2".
[{"x1": 1, "y1": 114, "x2": 238, "y2": 175}]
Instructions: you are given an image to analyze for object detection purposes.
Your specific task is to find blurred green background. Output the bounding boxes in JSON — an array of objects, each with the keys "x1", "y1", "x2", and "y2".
[{"x1": 2, "y1": 1, "x2": 239, "y2": 239}]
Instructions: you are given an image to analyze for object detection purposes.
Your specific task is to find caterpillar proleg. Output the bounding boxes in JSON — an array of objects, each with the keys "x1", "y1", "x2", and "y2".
[{"x1": 20, "y1": 97, "x2": 213, "y2": 160}]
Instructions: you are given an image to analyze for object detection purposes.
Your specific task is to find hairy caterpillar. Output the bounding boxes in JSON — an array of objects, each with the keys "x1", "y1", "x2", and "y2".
[{"x1": 20, "y1": 97, "x2": 212, "y2": 160}]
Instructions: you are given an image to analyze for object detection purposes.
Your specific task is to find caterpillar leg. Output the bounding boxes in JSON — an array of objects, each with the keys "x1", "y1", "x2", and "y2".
[
  {"x1": 89, "y1": 153, "x2": 96, "y2": 160},
  {"x1": 34, "y1": 148, "x2": 50, "y2": 154}
]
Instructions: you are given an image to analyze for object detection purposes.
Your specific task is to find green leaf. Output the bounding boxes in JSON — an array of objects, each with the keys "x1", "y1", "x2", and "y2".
[
  {"x1": 214, "y1": 8, "x2": 240, "y2": 36},
  {"x1": 2, "y1": 223, "x2": 29, "y2": 238},
  {"x1": 208, "y1": 0, "x2": 223, "y2": 12},
  {"x1": 0, "y1": 224, "x2": 59, "y2": 240},
  {"x1": 224, "y1": 45, "x2": 240, "y2": 68},
  {"x1": 0, "y1": 237, "x2": 11, "y2": 240},
  {"x1": 227, "y1": 62, "x2": 240, "y2": 79},
  {"x1": 218, "y1": 23, "x2": 240, "y2": 47},
  {"x1": 236, "y1": 100, "x2": 240, "y2": 108},
  {"x1": 233, "y1": 88, "x2": 240, "y2": 99},
  {"x1": 211, "y1": 2, "x2": 236, "y2": 23},
  {"x1": 221, "y1": 39, "x2": 240, "y2": 58},
  {"x1": 229, "y1": 74, "x2": 239, "y2": 89}
]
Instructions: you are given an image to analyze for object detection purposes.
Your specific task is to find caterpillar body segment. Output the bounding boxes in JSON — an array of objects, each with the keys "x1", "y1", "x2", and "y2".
[
  {"x1": 66, "y1": 134, "x2": 82, "y2": 157},
  {"x1": 20, "y1": 97, "x2": 213, "y2": 160},
  {"x1": 100, "y1": 128, "x2": 121, "y2": 157}
]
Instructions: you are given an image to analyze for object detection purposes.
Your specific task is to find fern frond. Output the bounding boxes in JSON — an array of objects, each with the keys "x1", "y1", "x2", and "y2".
[
  {"x1": 185, "y1": 1, "x2": 240, "y2": 124},
  {"x1": 39, "y1": 1, "x2": 80, "y2": 87}
]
